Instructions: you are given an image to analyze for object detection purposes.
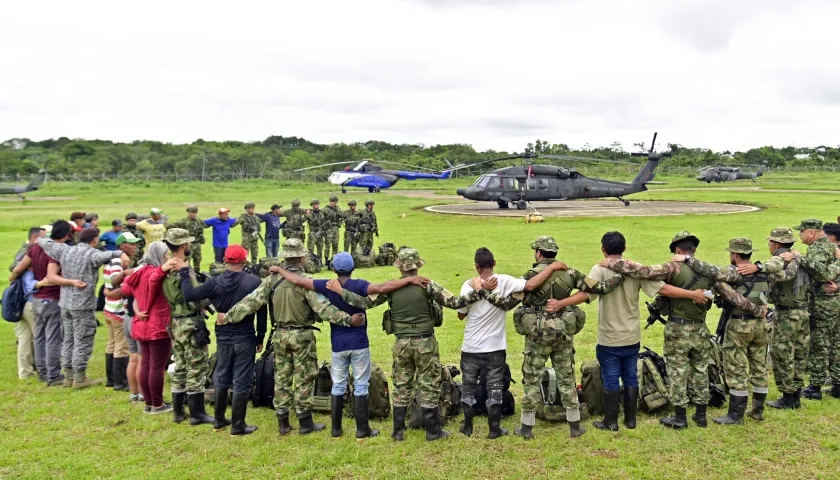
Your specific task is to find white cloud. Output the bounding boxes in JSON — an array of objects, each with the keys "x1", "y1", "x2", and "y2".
[{"x1": 1, "y1": 0, "x2": 838, "y2": 152}]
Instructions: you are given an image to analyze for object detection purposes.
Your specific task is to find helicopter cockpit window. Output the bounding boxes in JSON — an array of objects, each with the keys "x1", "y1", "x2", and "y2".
[
  {"x1": 485, "y1": 176, "x2": 501, "y2": 189},
  {"x1": 474, "y1": 176, "x2": 490, "y2": 187}
]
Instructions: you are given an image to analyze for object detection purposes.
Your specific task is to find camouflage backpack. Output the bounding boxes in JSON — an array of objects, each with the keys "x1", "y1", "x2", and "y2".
[
  {"x1": 343, "y1": 362, "x2": 391, "y2": 419},
  {"x1": 256, "y1": 257, "x2": 282, "y2": 278},
  {"x1": 312, "y1": 362, "x2": 333, "y2": 412},
  {"x1": 638, "y1": 347, "x2": 670, "y2": 412},
  {"x1": 536, "y1": 367, "x2": 589, "y2": 422},
  {"x1": 353, "y1": 246, "x2": 377, "y2": 268},
  {"x1": 208, "y1": 262, "x2": 227, "y2": 277},
  {"x1": 580, "y1": 360, "x2": 604, "y2": 416},
  {"x1": 408, "y1": 364, "x2": 461, "y2": 428},
  {"x1": 375, "y1": 243, "x2": 397, "y2": 266},
  {"x1": 303, "y1": 253, "x2": 322, "y2": 274}
]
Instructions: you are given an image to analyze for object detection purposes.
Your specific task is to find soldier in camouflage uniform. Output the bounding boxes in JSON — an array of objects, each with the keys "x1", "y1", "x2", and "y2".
[
  {"x1": 601, "y1": 231, "x2": 764, "y2": 429},
  {"x1": 283, "y1": 199, "x2": 306, "y2": 244},
  {"x1": 304, "y1": 200, "x2": 327, "y2": 264},
  {"x1": 237, "y1": 202, "x2": 263, "y2": 264},
  {"x1": 358, "y1": 200, "x2": 378, "y2": 251},
  {"x1": 677, "y1": 238, "x2": 784, "y2": 424},
  {"x1": 222, "y1": 238, "x2": 365, "y2": 436},
  {"x1": 336, "y1": 248, "x2": 489, "y2": 441},
  {"x1": 821, "y1": 223, "x2": 840, "y2": 398},
  {"x1": 343, "y1": 200, "x2": 362, "y2": 253},
  {"x1": 124, "y1": 212, "x2": 145, "y2": 266},
  {"x1": 484, "y1": 236, "x2": 625, "y2": 439},
  {"x1": 160, "y1": 228, "x2": 214, "y2": 426},
  {"x1": 166, "y1": 206, "x2": 208, "y2": 270},
  {"x1": 781, "y1": 219, "x2": 840, "y2": 400},
  {"x1": 323, "y1": 195, "x2": 343, "y2": 265}
]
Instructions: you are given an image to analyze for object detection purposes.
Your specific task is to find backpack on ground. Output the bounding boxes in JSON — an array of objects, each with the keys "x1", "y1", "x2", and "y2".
[
  {"x1": 1, "y1": 277, "x2": 26, "y2": 323},
  {"x1": 204, "y1": 351, "x2": 226, "y2": 404},
  {"x1": 580, "y1": 360, "x2": 604, "y2": 416},
  {"x1": 208, "y1": 262, "x2": 226, "y2": 277},
  {"x1": 250, "y1": 343, "x2": 276, "y2": 408},
  {"x1": 638, "y1": 347, "x2": 670, "y2": 412},
  {"x1": 706, "y1": 337, "x2": 728, "y2": 408},
  {"x1": 353, "y1": 246, "x2": 377, "y2": 268},
  {"x1": 303, "y1": 253, "x2": 322, "y2": 274},
  {"x1": 375, "y1": 243, "x2": 397, "y2": 266},
  {"x1": 343, "y1": 362, "x2": 391, "y2": 419},
  {"x1": 312, "y1": 362, "x2": 332, "y2": 412},
  {"x1": 408, "y1": 364, "x2": 461, "y2": 428},
  {"x1": 536, "y1": 367, "x2": 589, "y2": 422},
  {"x1": 473, "y1": 363, "x2": 516, "y2": 417}
]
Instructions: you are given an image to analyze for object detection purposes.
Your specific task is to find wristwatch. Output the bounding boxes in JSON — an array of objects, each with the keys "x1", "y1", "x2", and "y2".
[{"x1": 755, "y1": 261, "x2": 764, "y2": 272}]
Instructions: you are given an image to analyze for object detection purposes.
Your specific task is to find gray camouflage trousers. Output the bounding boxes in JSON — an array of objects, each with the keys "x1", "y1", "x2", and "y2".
[
  {"x1": 770, "y1": 308, "x2": 810, "y2": 393},
  {"x1": 170, "y1": 315, "x2": 210, "y2": 394},
  {"x1": 392, "y1": 336, "x2": 441, "y2": 408},
  {"x1": 663, "y1": 321, "x2": 711, "y2": 407},
  {"x1": 60, "y1": 309, "x2": 97, "y2": 371},
  {"x1": 521, "y1": 335, "x2": 580, "y2": 422},
  {"x1": 722, "y1": 318, "x2": 769, "y2": 395}
]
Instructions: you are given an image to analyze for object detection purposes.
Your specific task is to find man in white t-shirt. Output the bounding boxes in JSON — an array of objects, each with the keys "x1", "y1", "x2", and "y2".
[{"x1": 456, "y1": 247, "x2": 568, "y2": 439}]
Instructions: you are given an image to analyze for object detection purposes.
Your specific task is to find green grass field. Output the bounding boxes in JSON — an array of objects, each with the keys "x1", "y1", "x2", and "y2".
[{"x1": 1, "y1": 175, "x2": 839, "y2": 479}]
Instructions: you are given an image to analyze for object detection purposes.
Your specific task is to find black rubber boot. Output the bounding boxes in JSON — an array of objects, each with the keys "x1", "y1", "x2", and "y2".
[
  {"x1": 392, "y1": 406, "x2": 407, "y2": 441},
  {"x1": 768, "y1": 391, "x2": 799, "y2": 409},
  {"x1": 569, "y1": 421, "x2": 586, "y2": 438},
  {"x1": 794, "y1": 388, "x2": 802, "y2": 408},
  {"x1": 188, "y1": 392, "x2": 215, "y2": 426},
  {"x1": 331, "y1": 395, "x2": 344, "y2": 438},
  {"x1": 803, "y1": 384, "x2": 822, "y2": 400},
  {"x1": 112, "y1": 357, "x2": 129, "y2": 391},
  {"x1": 229, "y1": 392, "x2": 258, "y2": 436},
  {"x1": 714, "y1": 395, "x2": 747, "y2": 425},
  {"x1": 487, "y1": 403, "x2": 508, "y2": 439},
  {"x1": 354, "y1": 395, "x2": 379, "y2": 438},
  {"x1": 660, "y1": 406, "x2": 688, "y2": 429},
  {"x1": 298, "y1": 411, "x2": 326, "y2": 435},
  {"x1": 828, "y1": 385, "x2": 840, "y2": 399},
  {"x1": 691, "y1": 404, "x2": 707, "y2": 428},
  {"x1": 514, "y1": 423, "x2": 534, "y2": 440},
  {"x1": 172, "y1": 391, "x2": 187, "y2": 423},
  {"x1": 423, "y1": 407, "x2": 449, "y2": 441},
  {"x1": 213, "y1": 387, "x2": 231, "y2": 431},
  {"x1": 623, "y1": 386, "x2": 639, "y2": 430},
  {"x1": 105, "y1": 353, "x2": 114, "y2": 388},
  {"x1": 459, "y1": 402, "x2": 474, "y2": 437},
  {"x1": 593, "y1": 390, "x2": 620, "y2": 431},
  {"x1": 277, "y1": 411, "x2": 293, "y2": 435},
  {"x1": 750, "y1": 393, "x2": 767, "y2": 421}
]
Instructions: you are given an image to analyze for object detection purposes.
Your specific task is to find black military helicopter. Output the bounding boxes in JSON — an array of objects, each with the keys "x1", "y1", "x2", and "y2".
[
  {"x1": 455, "y1": 133, "x2": 670, "y2": 209},
  {"x1": 696, "y1": 162, "x2": 768, "y2": 183},
  {"x1": 0, "y1": 169, "x2": 48, "y2": 199}
]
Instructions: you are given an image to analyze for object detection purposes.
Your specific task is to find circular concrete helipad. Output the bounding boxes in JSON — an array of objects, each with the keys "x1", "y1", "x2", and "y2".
[{"x1": 424, "y1": 200, "x2": 759, "y2": 218}]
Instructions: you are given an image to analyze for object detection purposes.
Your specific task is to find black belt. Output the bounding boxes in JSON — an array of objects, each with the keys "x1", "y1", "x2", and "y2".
[
  {"x1": 173, "y1": 314, "x2": 200, "y2": 320},
  {"x1": 668, "y1": 316, "x2": 706, "y2": 325},
  {"x1": 774, "y1": 305, "x2": 807, "y2": 311},
  {"x1": 730, "y1": 314, "x2": 758, "y2": 320},
  {"x1": 396, "y1": 332, "x2": 434, "y2": 339},
  {"x1": 277, "y1": 325, "x2": 321, "y2": 332}
]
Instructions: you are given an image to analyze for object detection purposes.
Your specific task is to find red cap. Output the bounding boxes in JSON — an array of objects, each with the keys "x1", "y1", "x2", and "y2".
[{"x1": 224, "y1": 244, "x2": 247, "y2": 264}]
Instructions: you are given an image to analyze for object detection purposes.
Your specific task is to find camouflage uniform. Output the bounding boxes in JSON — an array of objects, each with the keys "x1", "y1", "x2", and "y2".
[
  {"x1": 304, "y1": 200, "x2": 327, "y2": 264},
  {"x1": 793, "y1": 219, "x2": 840, "y2": 396},
  {"x1": 165, "y1": 206, "x2": 208, "y2": 270},
  {"x1": 323, "y1": 196, "x2": 343, "y2": 264},
  {"x1": 238, "y1": 203, "x2": 263, "y2": 264},
  {"x1": 124, "y1": 213, "x2": 145, "y2": 266},
  {"x1": 358, "y1": 200, "x2": 378, "y2": 251},
  {"x1": 283, "y1": 200, "x2": 306, "y2": 244},
  {"x1": 225, "y1": 238, "x2": 353, "y2": 431},
  {"x1": 343, "y1": 200, "x2": 362, "y2": 253}
]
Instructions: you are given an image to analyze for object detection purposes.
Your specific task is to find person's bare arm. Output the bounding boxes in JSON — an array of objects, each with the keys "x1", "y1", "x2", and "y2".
[
  {"x1": 658, "y1": 284, "x2": 710, "y2": 305},
  {"x1": 546, "y1": 291, "x2": 589, "y2": 313}
]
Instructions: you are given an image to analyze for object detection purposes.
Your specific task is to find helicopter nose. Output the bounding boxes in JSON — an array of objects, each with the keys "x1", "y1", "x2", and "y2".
[{"x1": 456, "y1": 188, "x2": 466, "y2": 196}]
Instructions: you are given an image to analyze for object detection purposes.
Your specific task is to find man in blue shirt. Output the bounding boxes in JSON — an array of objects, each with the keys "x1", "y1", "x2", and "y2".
[
  {"x1": 205, "y1": 208, "x2": 239, "y2": 263},
  {"x1": 99, "y1": 220, "x2": 123, "y2": 251},
  {"x1": 257, "y1": 204, "x2": 285, "y2": 258},
  {"x1": 271, "y1": 252, "x2": 425, "y2": 438}
]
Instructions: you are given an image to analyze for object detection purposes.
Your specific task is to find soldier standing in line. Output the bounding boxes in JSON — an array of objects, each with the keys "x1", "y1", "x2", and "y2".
[
  {"x1": 166, "y1": 206, "x2": 208, "y2": 271},
  {"x1": 238, "y1": 202, "x2": 263, "y2": 264},
  {"x1": 304, "y1": 200, "x2": 327, "y2": 265},
  {"x1": 283, "y1": 199, "x2": 306, "y2": 244},
  {"x1": 124, "y1": 213, "x2": 145, "y2": 265},
  {"x1": 343, "y1": 200, "x2": 362, "y2": 253},
  {"x1": 323, "y1": 195, "x2": 343, "y2": 265},
  {"x1": 820, "y1": 223, "x2": 840, "y2": 398},
  {"x1": 600, "y1": 231, "x2": 766, "y2": 430},
  {"x1": 331, "y1": 248, "x2": 490, "y2": 442},
  {"x1": 220, "y1": 238, "x2": 365, "y2": 436},
  {"x1": 358, "y1": 200, "x2": 378, "y2": 251}
]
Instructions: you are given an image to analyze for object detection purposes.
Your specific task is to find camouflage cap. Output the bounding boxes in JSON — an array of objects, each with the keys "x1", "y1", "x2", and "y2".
[
  {"x1": 348, "y1": 200, "x2": 357, "y2": 206},
  {"x1": 280, "y1": 238, "x2": 308, "y2": 258},
  {"x1": 669, "y1": 231, "x2": 700, "y2": 253},
  {"x1": 793, "y1": 218, "x2": 823, "y2": 231},
  {"x1": 767, "y1": 227, "x2": 796, "y2": 244},
  {"x1": 310, "y1": 199, "x2": 320, "y2": 206},
  {"x1": 725, "y1": 237, "x2": 758, "y2": 254},
  {"x1": 291, "y1": 199, "x2": 300, "y2": 207},
  {"x1": 329, "y1": 195, "x2": 338, "y2": 202},
  {"x1": 244, "y1": 202, "x2": 255, "y2": 209},
  {"x1": 530, "y1": 235, "x2": 559, "y2": 253},
  {"x1": 186, "y1": 205, "x2": 198, "y2": 213},
  {"x1": 164, "y1": 228, "x2": 195, "y2": 246},
  {"x1": 365, "y1": 199, "x2": 375, "y2": 206},
  {"x1": 394, "y1": 247, "x2": 425, "y2": 271}
]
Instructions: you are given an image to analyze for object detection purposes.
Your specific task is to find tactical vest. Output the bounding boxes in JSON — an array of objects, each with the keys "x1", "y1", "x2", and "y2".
[
  {"x1": 307, "y1": 211, "x2": 327, "y2": 232},
  {"x1": 324, "y1": 206, "x2": 341, "y2": 228},
  {"x1": 668, "y1": 263, "x2": 713, "y2": 321},
  {"x1": 241, "y1": 214, "x2": 261, "y2": 236},
  {"x1": 730, "y1": 272, "x2": 769, "y2": 316},
  {"x1": 163, "y1": 271, "x2": 199, "y2": 317},
  {"x1": 269, "y1": 273, "x2": 315, "y2": 327},
  {"x1": 523, "y1": 262, "x2": 573, "y2": 307},
  {"x1": 514, "y1": 261, "x2": 585, "y2": 339},
  {"x1": 389, "y1": 284, "x2": 434, "y2": 336},
  {"x1": 769, "y1": 248, "x2": 809, "y2": 307},
  {"x1": 344, "y1": 211, "x2": 361, "y2": 231},
  {"x1": 285, "y1": 209, "x2": 304, "y2": 230}
]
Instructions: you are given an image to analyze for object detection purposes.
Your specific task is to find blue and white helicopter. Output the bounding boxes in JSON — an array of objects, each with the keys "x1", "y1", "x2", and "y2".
[{"x1": 295, "y1": 159, "x2": 462, "y2": 193}]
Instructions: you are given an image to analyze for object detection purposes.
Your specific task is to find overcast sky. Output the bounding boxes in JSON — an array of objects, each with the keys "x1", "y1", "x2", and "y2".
[{"x1": 2, "y1": 0, "x2": 838, "y2": 153}]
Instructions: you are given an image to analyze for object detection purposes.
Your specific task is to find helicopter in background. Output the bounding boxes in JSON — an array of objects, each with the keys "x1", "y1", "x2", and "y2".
[
  {"x1": 696, "y1": 162, "x2": 768, "y2": 183},
  {"x1": 0, "y1": 169, "x2": 48, "y2": 199},
  {"x1": 455, "y1": 132, "x2": 670, "y2": 209},
  {"x1": 294, "y1": 159, "x2": 461, "y2": 193}
]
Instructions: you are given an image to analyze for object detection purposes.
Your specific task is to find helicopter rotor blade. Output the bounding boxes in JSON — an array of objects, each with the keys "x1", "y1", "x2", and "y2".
[
  {"x1": 537, "y1": 154, "x2": 639, "y2": 166},
  {"x1": 293, "y1": 161, "x2": 357, "y2": 172},
  {"x1": 374, "y1": 160, "x2": 438, "y2": 172},
  {"x1": 444, "y1": 155, "x2": 528, "y2": 172}
]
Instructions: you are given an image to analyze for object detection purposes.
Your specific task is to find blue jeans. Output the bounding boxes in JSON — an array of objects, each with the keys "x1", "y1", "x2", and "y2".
[
  {"x1": 264, "y1": 238, "x2": 279, "y2": 258},
  {"x1": 330, "y1": 348, "x2": 371, "y2": 397},
  {"x1": 596, "y1": 343, "x2": 640, "y2": 391},
  {"x1": 213, "y1": 247, "x2": 225, "y2": 263},
  {"x1": 215, "y1": 339, "x2": 256, "y2": 394}
]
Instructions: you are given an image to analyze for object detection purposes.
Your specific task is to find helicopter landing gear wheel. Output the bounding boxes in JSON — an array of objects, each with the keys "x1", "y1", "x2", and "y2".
[
  {"x1": 342, "y1": 188, "x2": 347, "y2": 193},
  {"x1": 368, "y1": 187, "x2": 374, "y2": 193},
  {"x1": 617, "y1": 197, "x2": 630, "y2": 207},
  {"x1": 516, "y1": 200, "x2": 527, "y2": 210},
  {"x1": 497, "y1": 200, "x2": 509, "y2": 209}
]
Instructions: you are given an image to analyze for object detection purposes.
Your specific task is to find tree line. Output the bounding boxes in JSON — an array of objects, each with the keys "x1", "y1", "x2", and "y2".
[{"x1": 1, "y1": 136, "x2": 836, "y2": 177}]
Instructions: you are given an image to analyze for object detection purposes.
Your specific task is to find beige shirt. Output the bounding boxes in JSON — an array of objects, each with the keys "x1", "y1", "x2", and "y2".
[{"x1": 586, "y1": 264, "x2": 664, "y2": 347}]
